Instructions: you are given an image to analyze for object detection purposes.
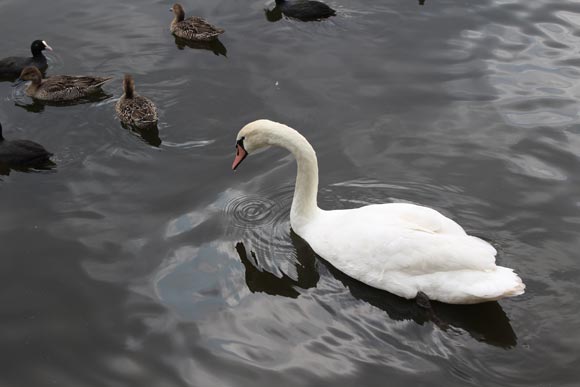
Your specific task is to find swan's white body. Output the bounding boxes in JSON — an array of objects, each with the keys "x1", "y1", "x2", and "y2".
[{"x1": 233, "y1": 120, "x2": 525, "y2": 304}]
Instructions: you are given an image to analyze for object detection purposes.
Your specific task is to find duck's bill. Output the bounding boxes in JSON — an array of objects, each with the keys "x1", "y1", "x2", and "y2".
[
  {"x1": 42, "y1": 41, "x2": 53, "y2": 51},
  {"x1": 232, "y1": 144, "x2": 248, "y2": 170}
]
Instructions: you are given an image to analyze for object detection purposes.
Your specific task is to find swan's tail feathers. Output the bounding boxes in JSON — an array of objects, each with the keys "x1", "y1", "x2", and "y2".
[
  {"x1": 501, "y1": 269, "x2": 526, "y2": 298},
  {"x1": 469, "y1": 266, "x2": 525, "y2": 303},
  {"x1": 414, "y1": 266, "x2": 526, "y2": 304}
]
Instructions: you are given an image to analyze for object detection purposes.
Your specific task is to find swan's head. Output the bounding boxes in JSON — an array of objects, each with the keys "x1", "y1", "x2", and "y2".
[
  {"x1": 232, "y1": 119, "x2": 278, "y2": 170},
  {"x1": 232, "y1": 119, "x2": 313, "y2": 170}
]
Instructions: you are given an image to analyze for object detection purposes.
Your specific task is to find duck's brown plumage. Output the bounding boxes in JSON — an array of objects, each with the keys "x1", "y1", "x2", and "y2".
[
  {"x1": 170, "y1": 3, "x2": 224, "y2": 41},
  {"x1": 19, "y1": 66, "x2": 112, "y2": 102},
  {"x1": 115, "y1": 74, "x2": 158, "y2": 129}
]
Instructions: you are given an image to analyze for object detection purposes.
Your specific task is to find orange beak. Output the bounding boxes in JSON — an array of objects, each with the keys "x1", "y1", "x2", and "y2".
[{"x1": 232, "y1": 144, "x2": 248, "y2": 170}]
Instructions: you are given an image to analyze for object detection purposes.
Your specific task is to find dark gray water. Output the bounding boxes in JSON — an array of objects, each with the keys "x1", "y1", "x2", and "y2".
[{"x1": 1, "y1": 0, "x2": 579, "y2": 385}]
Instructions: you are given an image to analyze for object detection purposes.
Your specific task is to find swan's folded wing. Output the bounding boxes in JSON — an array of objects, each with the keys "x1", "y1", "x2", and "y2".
[
  {"x1": 306, "y1": 204, "x2": 497, "y2": 277},
  {"x1": 377, "y1": 202, "x2": 467, "y2": 236}
]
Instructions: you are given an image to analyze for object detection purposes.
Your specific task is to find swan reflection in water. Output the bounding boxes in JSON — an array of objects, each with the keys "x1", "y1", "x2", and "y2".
[
  {"x1": 173, "y1": 36, "x2": 227, "y2": 57},
  {"x1": 236, "y1": 231, "x2": 518, "y2": 349}
]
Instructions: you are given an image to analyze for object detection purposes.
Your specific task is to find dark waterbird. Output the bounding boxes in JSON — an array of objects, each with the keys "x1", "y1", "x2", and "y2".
[
  {"x1": 0, "y1": 40, "x2": 52, "y2": 81},
  {"x1": 272, "y1": 0, "x2": 336, "y2": 21},
  {"x1": 0, "y1": 122, "x2": 53, "y2": 168}
]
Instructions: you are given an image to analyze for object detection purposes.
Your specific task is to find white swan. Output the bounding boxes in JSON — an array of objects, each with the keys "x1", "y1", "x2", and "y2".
[{"x1": 231, "y1": 119, "x2": 525, "y2": 304}]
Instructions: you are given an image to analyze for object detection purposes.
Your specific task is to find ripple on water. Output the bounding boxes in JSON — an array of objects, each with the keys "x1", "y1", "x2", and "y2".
[{"x1": 223, "y1": 185, "x2": 298, "y2": 279}]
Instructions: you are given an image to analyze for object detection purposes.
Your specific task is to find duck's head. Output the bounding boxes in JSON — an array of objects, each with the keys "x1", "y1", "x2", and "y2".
[
  {"x1": 122, "y1": 74, "x2": 135, "y2": 98},
  {"x1": 170, "y1": 3, "x2": 185, "y2": 21},
  {"x1": 18, "y1": 66, "x2": 43, "y2": 84},
  {"x1": 31, "y1": 40, "x2": 53, "y2": 56}
]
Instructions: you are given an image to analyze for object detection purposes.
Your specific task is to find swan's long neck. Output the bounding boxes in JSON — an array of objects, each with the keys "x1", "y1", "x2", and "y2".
[{"x1": 263, "y1": 123, "x2": 319, "y2": 229}]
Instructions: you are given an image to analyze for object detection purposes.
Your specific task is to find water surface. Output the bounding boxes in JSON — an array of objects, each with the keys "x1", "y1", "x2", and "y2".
[{"x1": 1, "y1": 0, "x2": 579, "y2": 386}]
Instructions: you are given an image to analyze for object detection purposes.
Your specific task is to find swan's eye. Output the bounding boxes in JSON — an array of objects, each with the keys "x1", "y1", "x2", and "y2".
[{"x1": 236, "y1": 136, "x2": 245, "y2": 149}]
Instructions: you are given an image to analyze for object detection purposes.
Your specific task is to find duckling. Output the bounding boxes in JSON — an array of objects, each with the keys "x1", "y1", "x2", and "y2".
[
  {"x1": 17, "y1": 66, "x2": 113, "y2": 102},
  {"x1": 115, "y1": 74, "x2": 158, "y2": 129},
  {"x1": 0, "y1": 122, "x2": 53, "y2": 167},
  {"x1": 170, "y1": 3, "x2": 224, "y2": 41},
  {"x1": 275, "y1": 0, "x2": 336, "y2": 21},
  {"x1": 0, "y1": 40, "x2": 53, "y2": 81}
]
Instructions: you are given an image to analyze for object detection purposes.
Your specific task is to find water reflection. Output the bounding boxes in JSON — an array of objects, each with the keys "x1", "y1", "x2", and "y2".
[
  {"x1": 173, "y1": 36, "x2": 227, "y2": 57},
  {"x1": 235, "y1": 234, "x2": 319, "y2": 298},
  {"x1": 237, "y1": 230, "x2": 517, "y2": 349},
  {"x1": 324, "y1": 259, "x2": 518, "y2": 349},
  {"x1": 120, "y1": 122, "x2": 162, "y2": 147}
]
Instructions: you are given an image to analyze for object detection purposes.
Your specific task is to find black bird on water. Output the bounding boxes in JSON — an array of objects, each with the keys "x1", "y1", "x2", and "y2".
[
  {"x1": 272, "y1": 0, "x2": 336, "y2": 21},
  {"x1": 0, "y1": 122, "x2": 53, "y2": 168},
  {"x1": 0, "y1": 40, "x2": 52, "y2": 81}
]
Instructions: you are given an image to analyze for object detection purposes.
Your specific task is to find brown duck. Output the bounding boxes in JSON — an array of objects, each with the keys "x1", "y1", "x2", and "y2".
[
  {"x1": 170, "y1": 3, "x2": 224, "y2": 41},
  {"x1": 115, "y1": 74, "x2": 158, "y2": 129},
  {"x1": 17, "y1": 66, "x2": 112, "y2": 102}
]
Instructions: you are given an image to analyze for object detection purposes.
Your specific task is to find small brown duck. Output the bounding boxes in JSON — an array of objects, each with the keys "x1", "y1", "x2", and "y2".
[
  {"x1": 17, "y1": 66, "x2": 113, "y2": 102},
  {"x1": 170, "y1": 3, "x2": 224, "y2": 41},
  {"x1": 115, "y1": 74, "x2": 158, "y2": 129}
]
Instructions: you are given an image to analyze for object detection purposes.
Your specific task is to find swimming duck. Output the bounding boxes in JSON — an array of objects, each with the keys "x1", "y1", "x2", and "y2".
[
  {"x1": 274, "y1": 0, "x2": 336, "y2": 21},
  {"x1": 170, "y1": 3, "x2": 224, "y2": 41},
  {"x1": 231, "y1": 120, "x2": 525, "y2": 304},
  {"x1": 0, "y1": 122, "x2": 53, "y2": 167},
  {"x1": 0, "y1": 40, "x2": 52, "y2": 80},
  {"x1": 17, "y1": 66, "x2": 113, "y2": 102},
  {"x1": 115, "y1": 74, "x2": 158, "y2": 129}
]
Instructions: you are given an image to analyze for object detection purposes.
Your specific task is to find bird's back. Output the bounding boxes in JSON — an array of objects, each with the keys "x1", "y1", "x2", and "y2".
[
  {"x1": 280, "y1": 0, "x2": 336, "y2": 20},
  {"x1": 116, "y1": 94, "x2": 158, "y2": 128},
  {"x1": 33, "y1": 75, "x2": 112, "y2": 101},
  {"x1": 171, "y1": 16, "x2": 224, "y2": 41},
  {"x1": 0, "y1": 139, "x2": 52, "y2": 166},
  {"x1": 297, "y1": 202, "x2": 525, "y2": 303}
]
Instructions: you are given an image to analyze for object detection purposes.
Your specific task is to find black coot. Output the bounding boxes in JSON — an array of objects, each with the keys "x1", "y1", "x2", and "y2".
[
  {"x1": 0, "y1": 40, "x2": 52, "y2": 81},
  {"x1": 275, "y1": 0, "x2": 336, "y2": 21},
  {"x1": 0, "y1": 122, "x2": 53, "y2": 167}
]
